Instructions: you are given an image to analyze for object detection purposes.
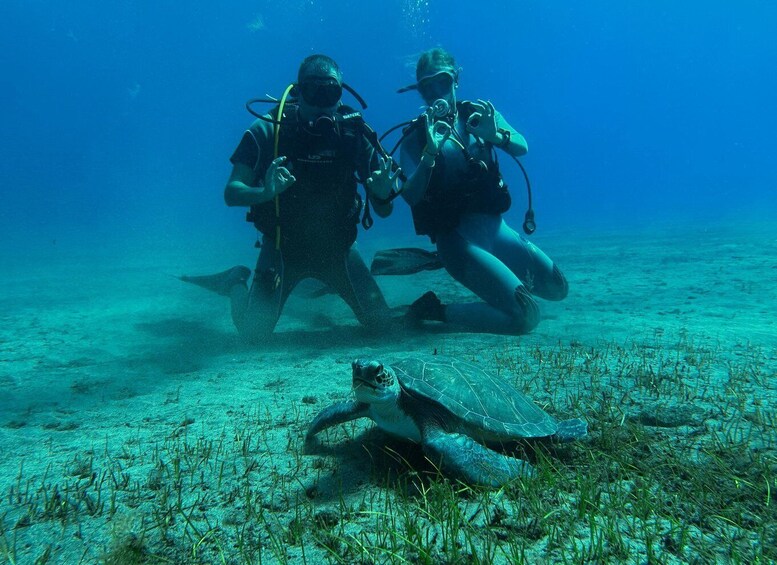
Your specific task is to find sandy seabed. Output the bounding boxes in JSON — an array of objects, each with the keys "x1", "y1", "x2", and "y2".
[{"x1": 0, "y1": 221, "x2": 775, "y2": 564}]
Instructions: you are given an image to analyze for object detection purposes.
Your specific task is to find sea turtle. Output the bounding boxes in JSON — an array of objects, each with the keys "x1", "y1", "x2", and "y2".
[{"x1": 306, "y1": 357, "x2": 588, "y2": 487}]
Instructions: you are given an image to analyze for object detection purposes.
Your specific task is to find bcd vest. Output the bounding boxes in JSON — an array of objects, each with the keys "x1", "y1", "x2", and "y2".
[
  {"x1": 246, "y1": 105, "x2": 365, "y2": 258},
  {"x1": 410, "y1": 102, "x2": 511, "y2": 242}
]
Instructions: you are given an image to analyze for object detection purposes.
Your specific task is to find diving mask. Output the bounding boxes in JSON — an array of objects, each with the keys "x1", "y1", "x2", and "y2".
[
  {"x1": 417, "y1": 71, "x2": 455, "y2": 101},
  {"x1": 299, "y1": 78, "x2": 343, "y2": 108}
]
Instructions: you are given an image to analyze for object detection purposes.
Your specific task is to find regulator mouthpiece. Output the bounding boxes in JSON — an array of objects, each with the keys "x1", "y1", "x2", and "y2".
[{"x1": 430, "y1": 99, "x2": 451, "y2": 120}]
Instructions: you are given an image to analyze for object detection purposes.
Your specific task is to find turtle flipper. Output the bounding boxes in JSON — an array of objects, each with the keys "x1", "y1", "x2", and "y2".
[
  {"x1": 421, "y1": 425, "x2": 533, "y2": 488},
  {"x1": 554, "y1": 418, "x2": 588, "y2": 442},
  {"x1": 306, "y1": 401, "x2": 369, "y2": 442}
]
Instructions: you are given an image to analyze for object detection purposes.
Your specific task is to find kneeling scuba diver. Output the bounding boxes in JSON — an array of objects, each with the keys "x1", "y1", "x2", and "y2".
[
  {"x1": 179, "y1": 58, "x2": 402, "y2": 339},
  {"x1": 369, "y1": 95, "x2": 537, "y2": 277},
  {"x1": 244, "y1": 78, "x2": 405, "y2": 256}
]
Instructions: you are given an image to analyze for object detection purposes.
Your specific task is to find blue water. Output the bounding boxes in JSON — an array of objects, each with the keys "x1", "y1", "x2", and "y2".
[
  {"x1": 2, "y1": 5, "x2": 777, "y2": 562},
  {"x1": 1, "y1": 1, "x2": 776, "y2": 255}
]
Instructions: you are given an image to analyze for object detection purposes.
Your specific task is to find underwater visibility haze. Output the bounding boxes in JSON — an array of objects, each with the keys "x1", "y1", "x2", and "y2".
[
  {"x1": 2, "y1": 0, "x2": 776, "y2": 252},
  {"x1": 0, "y1": 1, "x2": 775, "y2": 563}
]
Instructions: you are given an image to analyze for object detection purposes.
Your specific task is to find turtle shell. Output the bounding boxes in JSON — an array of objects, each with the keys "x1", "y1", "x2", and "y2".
[{"x1": 391, "y1": 357, "x2": 558, "y2": 438}]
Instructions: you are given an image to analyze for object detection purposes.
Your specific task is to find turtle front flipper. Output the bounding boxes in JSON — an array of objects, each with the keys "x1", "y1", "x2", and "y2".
[
  {"x1": 306, "y1": 401, "x2": 370, "y2": 443},
  {"x1": 420, "y1": 424, "x2": 534, "y2": 488}
]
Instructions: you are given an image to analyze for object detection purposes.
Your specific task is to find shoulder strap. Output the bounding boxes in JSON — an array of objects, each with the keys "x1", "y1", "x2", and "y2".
[{"x1": 335, "y1": 104, "x2": 365, "y2": 131}]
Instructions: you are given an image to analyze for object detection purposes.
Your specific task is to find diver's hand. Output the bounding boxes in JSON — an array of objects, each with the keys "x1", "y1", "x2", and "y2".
[
  {"x1": 264, "y1": 156, "x2": 296, "y2": 198},
  {"x1": 465, "y1": 100, "x2": 500, "y2": 144},
  {"x1": 423, "y1": 110, "x2": 452, "y2": 157},
  {"x1": 366, "y1": 156, "x2": 400, "y2": 201}
]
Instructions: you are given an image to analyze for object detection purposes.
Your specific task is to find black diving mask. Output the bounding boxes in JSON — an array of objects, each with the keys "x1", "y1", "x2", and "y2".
[
  {"x1": 418, "y1": 72, "x2": 455, "y2": 101},
  {"x1": 299, "y1": 78, "x2": 343, "y2": 108}
]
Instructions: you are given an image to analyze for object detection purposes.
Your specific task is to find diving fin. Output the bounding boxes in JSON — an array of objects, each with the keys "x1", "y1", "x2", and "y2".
[
  {"x1": 178, "y1": 266, "x2": 251, "y2": 296},
  {"x1": 370, "y1": 248, "x2": 443, "y2": 276}
]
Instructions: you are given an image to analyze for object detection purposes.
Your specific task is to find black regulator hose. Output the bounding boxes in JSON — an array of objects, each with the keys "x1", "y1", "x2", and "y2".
[
  {"x1": 379, "y1": 101, "x2": 538, "y2": 234},
  {"x1": 509, "y1": 155, "x2": 535, "y2": 234}
]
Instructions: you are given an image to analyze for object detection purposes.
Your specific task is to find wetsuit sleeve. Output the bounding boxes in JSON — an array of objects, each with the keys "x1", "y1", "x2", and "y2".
[
  {"x1": 494, "y1": 111, "x2": 517, "y2": 138},
  {"x1": 355, "y1": 131, "x2": 381, "y2": 183},
  {"x1": 229, "y1": 130, "x2": 260, "y2": 170},
  {"x1": 229, "y1": 119, "x2": 275, "y2": 186},
  {"x1": 493, "y1": 110, "x2": 528, "y2": 155}
]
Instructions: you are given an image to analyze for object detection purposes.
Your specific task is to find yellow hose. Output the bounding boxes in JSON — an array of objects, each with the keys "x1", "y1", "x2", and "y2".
[{"x1": 273, "y1": 84, "x2": 295, "y2": 250}]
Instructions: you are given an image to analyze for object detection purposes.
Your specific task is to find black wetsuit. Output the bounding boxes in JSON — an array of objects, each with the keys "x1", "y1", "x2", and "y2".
[{"x1": 228, "y1": 107, "x2": 390, "y2": 339}]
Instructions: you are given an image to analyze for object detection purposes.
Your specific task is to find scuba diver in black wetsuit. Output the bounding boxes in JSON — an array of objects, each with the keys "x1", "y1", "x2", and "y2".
[
  {"x1": 180, "y1": 55, "x2": 400, "y2": 342},
  {"x1": 395, "y1": 48, "x2": 568, "y2": 335}
]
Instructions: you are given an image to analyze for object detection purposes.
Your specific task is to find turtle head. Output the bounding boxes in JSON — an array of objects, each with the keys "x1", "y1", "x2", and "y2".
[{"x1": 352, "y1": 359, "x2": 399, "y2": 404}]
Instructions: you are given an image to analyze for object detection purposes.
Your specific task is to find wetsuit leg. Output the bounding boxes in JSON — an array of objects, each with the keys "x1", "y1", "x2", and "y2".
[
  {"x1": 232, "y1": 242, "x2": 296, "y2": 342},
  {"x1": 316, "y1": 246, "x2": 392, "y2": 331},
  {"x1": 490, "y1": 220, "x2": 568, "y2": 301},
  {"x1": 435, "y1": 222, "x2": 540, "y2": 334}
]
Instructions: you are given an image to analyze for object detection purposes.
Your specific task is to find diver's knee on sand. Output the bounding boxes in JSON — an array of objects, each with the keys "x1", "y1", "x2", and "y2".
[
  {"x1": 509, "y1": 285, "x2": 541, "y2": 334},
  {"x1": 535, "y1": 263, "x2": 568, "y2": 302},
  {"x1": 231, "y1": 273, "x2": 284, "y2": 342},
  {"x1": 235, "y1": 315, "x2": 276, "y2": 343},
  {"x1": 549, "y1": 264, "x2": 569, "y2": 300}
]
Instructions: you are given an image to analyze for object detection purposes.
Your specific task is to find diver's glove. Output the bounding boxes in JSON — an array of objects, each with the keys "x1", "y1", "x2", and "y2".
[
  {"x1": 264, "y1": 156, "x2": 296, "y2": 199},
  {"x1": 465, "y1": 99, "x2": 502, "y2": 144}
]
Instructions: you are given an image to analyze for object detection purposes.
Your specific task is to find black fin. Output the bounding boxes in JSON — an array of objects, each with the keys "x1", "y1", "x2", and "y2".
[
  {"x1": 178, "y1": 266, "x2": 251, "y2": 296},
  {"x1": 370, "y1": 248, "x2": 443, "y2": 276}
]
